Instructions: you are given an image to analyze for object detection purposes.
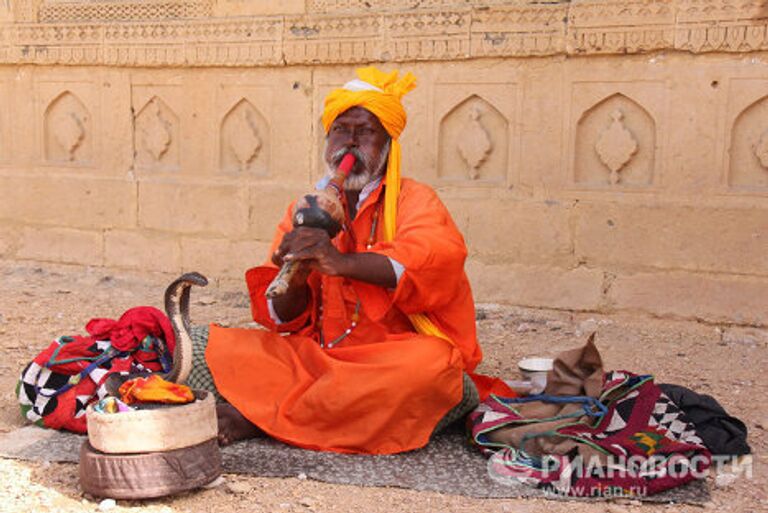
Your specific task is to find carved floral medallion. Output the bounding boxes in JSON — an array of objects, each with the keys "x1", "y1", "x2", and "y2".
[
  {"x1": 755, "y1": 129, "x2": 768, "y2": 170},
  {"x1": 457, "y1": 106, "x2": 492, "y2": 180},
  {"x1": 595, "y1": 110, "x2": 638, "y2": 185}
]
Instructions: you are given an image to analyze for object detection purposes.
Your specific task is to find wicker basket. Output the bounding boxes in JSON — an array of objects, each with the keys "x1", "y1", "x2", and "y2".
[{"x1": 85, "y1": 389, "x2": 217, "y2": 454}]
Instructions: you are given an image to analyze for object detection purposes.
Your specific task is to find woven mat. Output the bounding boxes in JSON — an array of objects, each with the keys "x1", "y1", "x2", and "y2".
[{"x1": 0, "y1": 425, "x2": 710, "y2": 504}]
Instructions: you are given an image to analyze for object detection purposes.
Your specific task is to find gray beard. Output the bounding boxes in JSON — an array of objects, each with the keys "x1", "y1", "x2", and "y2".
[
  {"x1": 324, "y1": 140, "x2": 391, "y2": 192},
  {"x1": 344, "y1": 167, "x2": 376, "y2": 191}
]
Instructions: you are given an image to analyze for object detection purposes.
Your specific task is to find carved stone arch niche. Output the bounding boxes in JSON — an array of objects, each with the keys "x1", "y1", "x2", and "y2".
[
  {"x1": 134, "y1": 95, "x2": 179, "y2": 171},
  {"x1": 438, "y1": 94, "x2": 508, "y2": 184},
  {"x1": 44, "y1": 90, "x2": 92, "y2": 165},
  {"x1": 220, "y1": 98, "x2": 269, "y2": 175},
  {"x1": 574, "y1": 92, "x2": 656, "y2": 188},
  {"x1": 728, "y1": 94, "x2": 768, "y2": 190}
]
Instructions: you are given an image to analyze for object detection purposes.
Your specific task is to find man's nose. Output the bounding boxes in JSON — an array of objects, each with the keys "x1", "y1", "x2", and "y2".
[{"x1": 343, "y1": 129, "x2": 360, "y2": 147}]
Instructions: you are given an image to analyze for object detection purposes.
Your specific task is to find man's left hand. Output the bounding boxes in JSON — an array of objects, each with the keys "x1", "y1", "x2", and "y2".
[
  {"x1": 281, "y1": 227, "x2": 397, "y2": 288},
  {"x1": 281, "y1": 227, "x2": 349, "y2": 276}
]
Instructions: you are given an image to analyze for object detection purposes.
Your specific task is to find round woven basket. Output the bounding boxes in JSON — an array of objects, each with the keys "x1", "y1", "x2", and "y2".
[{"x1": 85, "y1": 390, "x2": 217, "y2": 454}]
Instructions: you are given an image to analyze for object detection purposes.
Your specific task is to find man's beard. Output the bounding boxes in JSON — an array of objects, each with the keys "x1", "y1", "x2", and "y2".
[{"x1": 325, "y1": 140, "x2": 391, "y2": 192}]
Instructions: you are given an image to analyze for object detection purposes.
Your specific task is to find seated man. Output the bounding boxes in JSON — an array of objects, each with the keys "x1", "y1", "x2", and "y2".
[{"x1": 194, "y1": 67, "x2": 509, "y2": 455}]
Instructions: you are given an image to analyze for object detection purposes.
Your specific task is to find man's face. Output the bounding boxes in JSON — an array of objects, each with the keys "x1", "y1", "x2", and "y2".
[{"x1": 324, "y1": 107, "x2": 390, "y2": 191}]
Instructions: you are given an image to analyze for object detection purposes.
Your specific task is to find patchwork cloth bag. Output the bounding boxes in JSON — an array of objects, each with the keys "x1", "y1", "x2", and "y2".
[
  {"x1": 16, "y1": 306, "x2": 175, "y2": 434},
  {"x1": 470, "y1": 371, "x2": 712, "y2": 498}
]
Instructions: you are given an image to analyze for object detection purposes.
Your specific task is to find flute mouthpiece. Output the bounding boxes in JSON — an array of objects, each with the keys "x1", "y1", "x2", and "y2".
[{"x1": 339, "y1": 153, "x2": 356, "y2": 176}]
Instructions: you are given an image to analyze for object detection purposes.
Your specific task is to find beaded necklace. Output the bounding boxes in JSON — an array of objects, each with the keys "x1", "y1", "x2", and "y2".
[
  {"x1": 319, "y1": 300, "x2": 360, "y2": 349},
  {"x1": 318, "y1": 196, "x2": 382, "y2": 349}
]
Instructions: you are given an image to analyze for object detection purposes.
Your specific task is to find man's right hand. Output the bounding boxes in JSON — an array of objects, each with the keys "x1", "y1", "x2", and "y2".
[{"x1": 269, "y1": 229, "x2": 319, "y2": 323}]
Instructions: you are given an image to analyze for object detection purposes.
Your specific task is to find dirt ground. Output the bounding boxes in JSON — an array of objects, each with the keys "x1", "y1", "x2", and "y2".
[{"x1": 0, "y1": 260, "x2": 764, "y2": 513}]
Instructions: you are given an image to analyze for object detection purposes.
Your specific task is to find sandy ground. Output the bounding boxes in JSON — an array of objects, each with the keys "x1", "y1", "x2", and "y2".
[{"x1": 0, "y1": 260, "x2": 765, "y2": 513}]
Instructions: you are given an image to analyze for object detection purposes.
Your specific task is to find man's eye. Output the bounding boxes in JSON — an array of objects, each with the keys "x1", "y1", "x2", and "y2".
[{"x1": 358, "y1": 128, "x2": 374, "y2": 135}]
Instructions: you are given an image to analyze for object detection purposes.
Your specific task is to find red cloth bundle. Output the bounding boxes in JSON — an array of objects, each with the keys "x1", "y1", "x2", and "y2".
[{"x1": 17, "y1": 306, "x2": 176, "y2": 433}]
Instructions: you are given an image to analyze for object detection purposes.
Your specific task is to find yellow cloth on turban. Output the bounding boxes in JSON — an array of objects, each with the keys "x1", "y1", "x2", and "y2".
[
  {"x1": 322, "y1": 67, "x2": 415, "y2": 140},
  {"x1": 322, "y1": 66, "x2": 416, "y2": 242},
  {"x1": 322, "y1": 66, "x2": 450, "y2": 343}
]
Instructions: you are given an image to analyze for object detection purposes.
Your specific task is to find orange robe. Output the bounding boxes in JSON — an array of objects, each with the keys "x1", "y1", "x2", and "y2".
[{"x1": 206, "y1": 178, "x2": 484, "y2": 454}]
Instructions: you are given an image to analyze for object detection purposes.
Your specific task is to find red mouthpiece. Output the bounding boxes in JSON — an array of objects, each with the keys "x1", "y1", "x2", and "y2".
[{"x1": 338, "y1": 153, "x2": 356, "y2": 177}]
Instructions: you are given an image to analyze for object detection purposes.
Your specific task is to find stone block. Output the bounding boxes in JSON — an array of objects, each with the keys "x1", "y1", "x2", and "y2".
[
  {"x1": 518, "y1": 65, "x2": 564, "y2": 191},
  {"x1": 138, "y1": 180, "x2": 249, "y2": 237},
  {"x1": 0, "y1": 223, "x2": 19, "y2": 257},
  {"x1": 181, "y1": 237, "x2": 272, "y2": 280},
  {"x1": 467, "y1": 261, "x2": 605, "y2": 311},
  {"x1": 0, "y1": 175, "x2": 136, "y2": 229},
  {"x1": 104, "y1": 230, "x2": 181, "y2": 273},
  {"x1": 463, "y1": 199, "x2": 574, "y2": 267},
  {"x1": 439, "y1": 195, "x2": 471, "y2": 238},
  {"x1": 247, "y1": 185, "x2": 306, "y2": 241},
  {"x1": 575, "y1": 203, "x2": 768, "y2": 276},
  {"x1": 17, "y1": 227, "x2": 102, "y2": 266},
  {"x1": 610, "y1": 271, "x2": 768, "y2": 326}
]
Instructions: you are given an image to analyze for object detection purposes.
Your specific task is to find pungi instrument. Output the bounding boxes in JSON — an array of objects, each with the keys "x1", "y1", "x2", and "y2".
[{"x1": 265, "y1": 153, "x2": 356, "y2": 298}]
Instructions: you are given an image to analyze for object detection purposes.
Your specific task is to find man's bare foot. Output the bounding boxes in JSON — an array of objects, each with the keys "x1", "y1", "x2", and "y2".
[{"x1": 216, "y1": 403, "x2": 262, "y2": 446}]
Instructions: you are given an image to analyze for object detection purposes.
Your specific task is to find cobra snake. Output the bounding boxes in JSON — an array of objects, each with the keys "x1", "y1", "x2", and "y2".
[{"x1": 163, "y1": 272, "x2": 208, "y2": 383}]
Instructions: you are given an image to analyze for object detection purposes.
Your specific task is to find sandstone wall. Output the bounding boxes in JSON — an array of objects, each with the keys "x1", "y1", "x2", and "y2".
[{"x1": 0, "y1": 1, "x2": 766, "y2": 326}]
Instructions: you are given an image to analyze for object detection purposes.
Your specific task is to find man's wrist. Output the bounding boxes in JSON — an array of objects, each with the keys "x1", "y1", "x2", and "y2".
[
  {"x1": 335, "y1": 252, "x2": 355, "y2": 277},
  {"x1": 334, "y1": 252, "x2": 397, "y2": 288}
]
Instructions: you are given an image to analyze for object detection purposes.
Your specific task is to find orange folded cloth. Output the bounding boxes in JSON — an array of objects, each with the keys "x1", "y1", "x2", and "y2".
[{"x1": 118, "y1": 374, "x2": 195, "y2": 405}]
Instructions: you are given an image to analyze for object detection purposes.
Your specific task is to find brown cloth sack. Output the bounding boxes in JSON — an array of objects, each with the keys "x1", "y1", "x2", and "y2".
[{"x1": 486, "y1": 334, "x2": 605, "y2": 457}]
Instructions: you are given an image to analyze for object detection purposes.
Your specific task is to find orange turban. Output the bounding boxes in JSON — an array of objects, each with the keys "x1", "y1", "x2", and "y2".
[
  {"x1": 322, "y1": 67, "x2": 416, "y2": 139},
  {"x1": 322, "y1": 67, "x2": 451, "y2": 345},
  {"x1": 322, "y1": 67, "x2": 416, "y2": 242}
]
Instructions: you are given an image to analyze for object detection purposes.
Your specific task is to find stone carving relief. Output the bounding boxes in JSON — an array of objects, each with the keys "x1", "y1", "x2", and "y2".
[
  {"x1": 134, "y1": 96, "x2": 178, "y2": 170},
  {"x1": 39, "y1": 1, "x2": 213, "y2": 22},
  {"x1": 44, "y1": 91, "x2": 91, "y2": 164},
  {"x1": 728, "y1": 95, "x2": 768, "y2": 190},
  {"x1": 140, "y1": 99, "x2": 171, "y2": 160},
  {"x1": 385, "y1": 10, "x2": 470, "y2": 62},
  {"x1": 283, "y1": 14, "x2": 380, "y2": 64},
  {"x1": 568, "y1": 0, "x2": 674, "y2": 55},
  {"x1": 1, "y1": 2, "x2": 765, "y2": 67},
  {"x1": 756, "y1": 130, "x2": 768, "y2": 170},
  {"x1": 308, "y1": 0, "x2": 518, "y2": 11},
  {"x1": 457, "y1": 106, "x2": 492, "y2": 180},
  {"x1": 438, "y1": 95, "x2": 507, "y2": 184},
  {"x1": 595, "y1": 110, "x2": 639, "y2": 185},
  {"x1": 220, "y1": 99, "x2": 269, "y2": 175},
  {"x1": 574, "y1": 93, "x2": 655, "y2": 188},
  {"x1": 676, "y1": 0, "x2": 768, "y2": 54},
  {"x1": 471, "y1": 4, "x2": 565, "y2": 58}
]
